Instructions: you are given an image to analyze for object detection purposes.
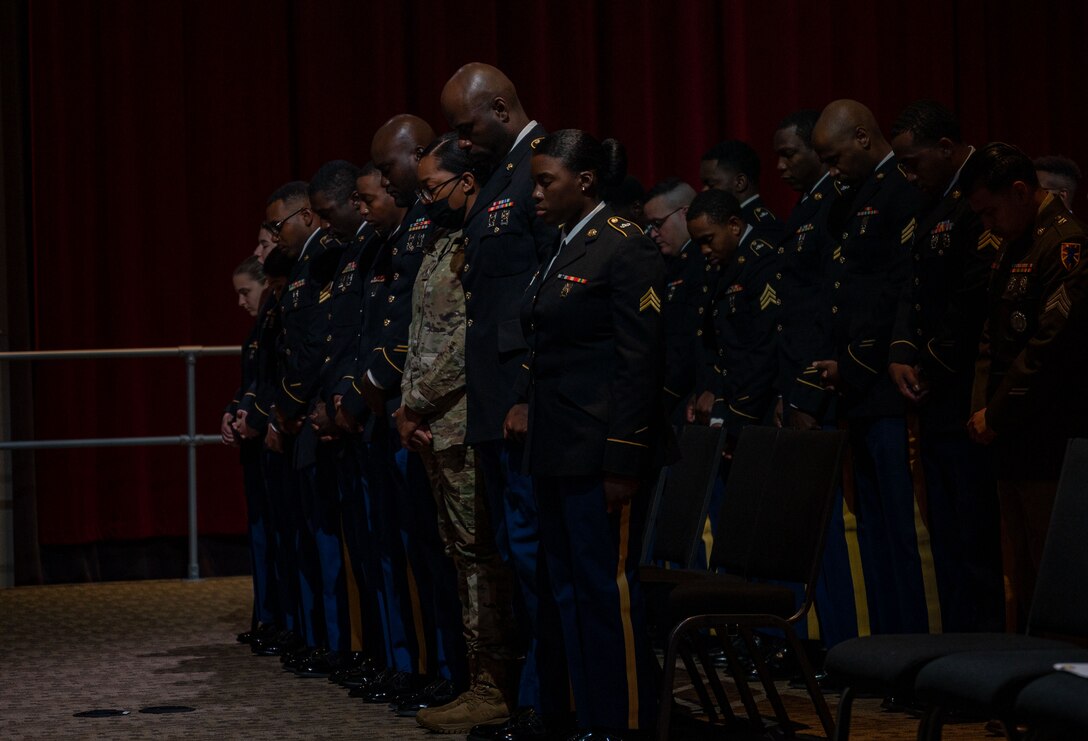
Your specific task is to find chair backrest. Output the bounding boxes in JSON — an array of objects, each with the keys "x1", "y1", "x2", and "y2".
[
  {"x1": 705, "y1": 424, "x2": 848, "y2": 587},
  {"x1": 744, "y1": 428, "x2": 846, "y2": 584},
  {"x1": 709, "y1": 426, "x2": 781, "y2": 573},
  {"x1": 1028, "y1": 438, "x2": 1088, "y2": 638},
  {"x1": 642, "y1": 425, "x2": 726, "y2": 568}
]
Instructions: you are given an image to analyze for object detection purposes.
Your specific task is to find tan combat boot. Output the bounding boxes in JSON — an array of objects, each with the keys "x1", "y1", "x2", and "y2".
[{"x1": 415, "y1": 670, "x2": 510, "y2": 734}]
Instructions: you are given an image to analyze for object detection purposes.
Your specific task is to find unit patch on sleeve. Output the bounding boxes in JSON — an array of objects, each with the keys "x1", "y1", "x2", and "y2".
[{"x1": 1060, "y1": 242, "x2": 1081, "y2": 271}]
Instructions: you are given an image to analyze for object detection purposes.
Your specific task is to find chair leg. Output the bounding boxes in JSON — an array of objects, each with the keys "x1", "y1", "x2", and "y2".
[
  {"x1": 917, "y1": 705, "x2": 944, "y2": 741},
  {"x1": 680, "y1": 643, "x2": 718, "y2": 723},
  {"x1": 1001, "y1": 717, "x2": 1025, "y2": 741},
  {"x1": 738, "y1": 627, "x2": 793, "y2": 734},
  {"x1": 656, "y1": 626, "x2": 683, "y2": 741},
  {"x1": 786, "y1": 630, "x2": 835, "y2": 738},
  {"x1": 833, "y1": 686, "x2": 855, "y2": 741},
  {"x1": 693, "y1": 634, "x2": 737, "y2": 723},
  {"x1": 718, "y1": 629, "x2": 765, "y2": 730}
]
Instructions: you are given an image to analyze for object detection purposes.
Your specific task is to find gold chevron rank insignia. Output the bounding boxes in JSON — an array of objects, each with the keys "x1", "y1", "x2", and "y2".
[
  {"x1": 1046, "y1": 284, "x2": 1072, "y2": 318},
  {"x1": 978, "y1": 229, "x2": 1001, "y2": 251},
  {"x1": 639, "y1": 287, "x2": 661, "y2": 313},
  {"x1": 901, "y1": 217, "x2": 917, "y2": 244},
  {"x1": 759, "y1": 283, "x2": 780, "y2": 310}
]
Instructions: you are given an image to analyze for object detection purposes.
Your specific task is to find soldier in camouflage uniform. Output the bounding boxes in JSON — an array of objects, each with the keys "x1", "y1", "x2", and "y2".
[{"x1": 395, "y1": 133, "x2": 516, "y2": 735}]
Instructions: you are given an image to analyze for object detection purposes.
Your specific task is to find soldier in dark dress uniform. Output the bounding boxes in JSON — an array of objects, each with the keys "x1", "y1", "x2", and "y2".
[
  {"x1": 520, "y1": 130, "x2": 666, "y2": 739},
  {"x1": 235, "y1": 246, "x2": 297, "y2": 655},
  {"x1": 349, "y1": 115, "x2": 465, "y2": 701},
  {"x1": 440, "y1": 63, "x2": 556, "y2": 740},
  {"x1": 295, "y1": 160, "x2": 385, "y2": 678},
  {"x1": 686, "y1": 190, "x2": 779, "y2": 442},
  {"x1": 642, "y1": 178, "x2": 707, "y2": 425},
  {"x1": 693, "y1": 140, "x2": 785, "y2": 426},
  {"x1": 333, "y1": 165, "x2": 424, "y2": 688},
  {"x1": 700, "y1": 139, "x2": 786, "y2": 246},
  {"x1": 770, "y1": 109, "x2": 867, "y2": 651},
  {"x1": 267, "y1": 181, "x2": 350, "y2": 662},
  {"x1": 962, "y1": 143, "x2": 1088, "y2": 631},
  {"x1": 888, "y1": 101, "x2": 1004, "y2": 632},
  {"x1": 795, "y1": 101, "x2": 932, "y2": 636},
  {"x1": 225, "y1": 256, "x2": 275, "y2": 643}
]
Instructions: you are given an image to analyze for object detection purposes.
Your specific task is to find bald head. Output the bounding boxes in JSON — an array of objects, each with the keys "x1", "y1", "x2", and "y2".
[
  {"x1": 441, "y1": 62, "x2": 531, "y2": 167},
  {"x1": 812, "y1": 99, "x2": 892, "y2": 184},
  {"x1": 371, "y1": 114, "x2": 436, "y2": 208}
]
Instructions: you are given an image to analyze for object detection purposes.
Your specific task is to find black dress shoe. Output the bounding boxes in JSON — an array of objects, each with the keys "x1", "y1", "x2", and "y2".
[
  {"x1": 330, "y1": 657, "x2": 382, "y2": 685},
  {"x1": 347, "y1": 668, "x2": 393, "y2": 697},
  {"x1": 251, "y1": 630, "x2": 301, "y2": 657},
  {"x1": 296, "y1": 650, "x2": 352, "y2": 678},
  {"x1": 468, "y1": 707, "x2": 549, "y2": 740},
  {"x1": 393, "y1": 678, "x2": 457, "y2": 717},
  {"x1": 282, "y1": 646, "x2": 320, "y2": 671},
  {"x1": 356, "y1": 671, "x2": 423, "y2": 704},
  {"x1": 335, "y1": 663, "x2": 384, "y2": 688}
]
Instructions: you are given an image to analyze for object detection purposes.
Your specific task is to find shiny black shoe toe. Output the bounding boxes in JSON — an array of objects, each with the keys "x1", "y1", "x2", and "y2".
[{"x1": 393, "y1": 678, "x2": 457, "y2": 717}]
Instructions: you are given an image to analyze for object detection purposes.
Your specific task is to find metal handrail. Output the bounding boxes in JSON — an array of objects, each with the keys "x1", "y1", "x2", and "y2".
[{"x1": 0, "y1": 345, "x2": 241, "y2": 583}]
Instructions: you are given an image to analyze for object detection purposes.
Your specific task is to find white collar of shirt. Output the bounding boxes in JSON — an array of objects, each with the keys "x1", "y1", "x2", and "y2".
[
  {"x1": 508, "y1": 120, "x2": 539, "y2": 157},
  {"x1": 943, "y1": 146, "x2": 976, "y2": 198},
  {"x1": 802, "y1": 171, "x2": 832, "y2": 202},
  {"x1": 355, "y1": 221, "x2": 367, "y2": 237},
  {"x1": 740, "y1": 194, "x2": 760, "y2": 209},
  {"x1": 875, "y1": 150, "x2": 895, "y2": 174},
  {"x1": 562, "y1": 201, "x2": 606, "y2": 245},
  {"x1": 299, "y1": 229, "x2": 320, "y2": 260},
  {"x1": 678, "y1": 239, "x2": 692, "y2": 255},
  {"x1": 739, "y1": 223, "x2": 754, "y2": 246}
]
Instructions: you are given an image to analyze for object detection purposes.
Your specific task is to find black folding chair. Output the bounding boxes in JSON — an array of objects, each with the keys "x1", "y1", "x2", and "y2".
[
  {"x1": 640, "y1": 425, "x2": 774, "y2": 726},
  {"x1": 640, "y1": 424, "x2": 727, "y2": 569},
  {"x1": 1014, "y1": 669, "x2": 1088, "y2": 738},
  {"x1": 826, "y1": 438, "x2": 1088, "y2": 741},
  {"x1": 657, "y1": 428, "x2": 847, "y2": 740}
]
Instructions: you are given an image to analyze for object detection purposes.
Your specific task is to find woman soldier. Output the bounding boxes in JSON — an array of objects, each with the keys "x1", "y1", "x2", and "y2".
[{"x1": 514, "y1": 130, "x2": 668, "y2": 740}]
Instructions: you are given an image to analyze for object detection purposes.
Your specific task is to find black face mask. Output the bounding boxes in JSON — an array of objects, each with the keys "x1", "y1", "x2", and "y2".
[{"x1": 423, "y1": 196, "x2": 466, "y2": 230}]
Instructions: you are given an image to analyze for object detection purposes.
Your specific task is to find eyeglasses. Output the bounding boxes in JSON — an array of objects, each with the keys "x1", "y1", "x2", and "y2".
[
  {"x1": 262, "y1": 206, "x2": 307, "y2": 235},
  {"x1": 416, "y1": 174, "x2": 462, "y2": 204},
  {"x1": 646, "y1": 206, "x2": 686, "y2": 232}
]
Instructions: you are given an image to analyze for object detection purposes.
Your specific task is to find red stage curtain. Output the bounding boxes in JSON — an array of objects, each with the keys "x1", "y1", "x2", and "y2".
[{"x1": 24, "y1": 0, "x2": 1088, "y2": 545}]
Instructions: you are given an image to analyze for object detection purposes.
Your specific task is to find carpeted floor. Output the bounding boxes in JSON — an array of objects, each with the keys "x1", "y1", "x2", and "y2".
[{"x1": 0, "y1": 577, "x2": 998, "y2": 739}]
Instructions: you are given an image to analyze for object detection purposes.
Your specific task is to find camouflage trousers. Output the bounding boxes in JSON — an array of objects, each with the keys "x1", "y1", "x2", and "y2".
[{"x1": 420, "y1": 443, "x2": 517, "y2": 677}]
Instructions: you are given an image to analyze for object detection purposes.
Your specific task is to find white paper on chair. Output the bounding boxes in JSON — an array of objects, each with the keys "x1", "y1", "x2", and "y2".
[{"x1": 1054, "y1": 663, "x2": 1088, "y2": 679}]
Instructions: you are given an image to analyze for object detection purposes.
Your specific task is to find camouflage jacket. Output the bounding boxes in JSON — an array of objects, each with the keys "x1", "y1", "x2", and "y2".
[{"x1": 402, "y1": 228, "x2": 467, "y2": 451}]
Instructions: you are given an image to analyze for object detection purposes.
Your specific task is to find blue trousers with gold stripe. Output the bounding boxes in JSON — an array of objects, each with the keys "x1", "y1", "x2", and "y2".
[
  {"x1": 242, "y1": 452, "x2": 277, "y2": 628},
  {"x1": 361, "y1": 427, "x2": 419, "y2": 672},
  {"x1": 848, "y1": 416, "x2": 933, "y2": 635},
  {"x1": 297, "y1": 441, "x2": 350, "y2": 651},
  {"x1": 262, "y1": 446, "x2": 299, "y2": 635},
  {"x1": 535, "y1": 476, "x2": 657, "y2": 732},
  {"x1": 916, "y1": 418, "x2": 1003, "y2": 632},
  {"x1": 337, "y1": 436, "x2": 385, "y2": 656},
  {"x1": 477, "y1": 439, "x2": 540, "y2": 709}
]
